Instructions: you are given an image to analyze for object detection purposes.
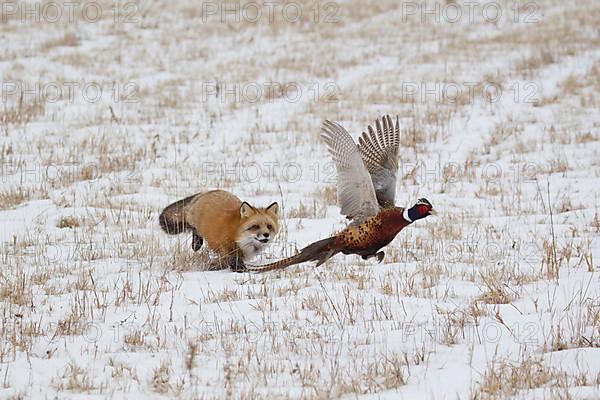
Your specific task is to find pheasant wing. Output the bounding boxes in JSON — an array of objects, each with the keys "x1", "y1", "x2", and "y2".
[
  {"x1": 357, "y1": 115, "x2": 400, "y2": 207},
  {"x1": 321, "y1": 120, "x2": 380, "y2": 221}
]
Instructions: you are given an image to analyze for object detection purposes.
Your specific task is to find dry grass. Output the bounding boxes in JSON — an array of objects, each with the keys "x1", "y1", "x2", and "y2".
[
  {"x1": 43, "y1": 32, "x2": 80, "y2": 49},
  {"x1": 51, "y1": 362, "x2": 102, "y2": 393},
  {"x1": 472, "y1": 353, "x2": 570, "y2": 400},
  {"x1": 0, "y1": 99, "x2": 45, "y2": 127},
  {"x1": 0, "y1": 186, "x2": 33, "y2": 209},
  {"x1": 0, "y1": 0, "x2": 599, "y2": 398},
  {"x1": 287, "y1": 199, "x2": 327, "y2": 219}
]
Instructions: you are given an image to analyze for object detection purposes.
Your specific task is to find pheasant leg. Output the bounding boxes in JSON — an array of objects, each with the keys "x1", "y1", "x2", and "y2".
[{"x1": 361, "y1": 251, "x2": 385, "y2": 263}]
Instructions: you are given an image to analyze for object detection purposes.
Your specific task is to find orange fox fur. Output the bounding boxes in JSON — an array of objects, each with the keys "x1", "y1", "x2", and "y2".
[{"x1": 159, "y1": 190, "x2": 279, "y2": 270}]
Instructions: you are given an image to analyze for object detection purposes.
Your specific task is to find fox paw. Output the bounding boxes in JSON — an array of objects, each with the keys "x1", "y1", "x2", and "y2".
[{"x1": 229, "y1": 259, "x2": 247, "y2": 273}]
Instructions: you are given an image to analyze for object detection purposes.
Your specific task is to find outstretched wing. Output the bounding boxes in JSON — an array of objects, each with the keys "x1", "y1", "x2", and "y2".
[
  {"x1": 357, "y1": 115, "x2": 400, "y2": 207},
  {"x1": 321, "y1": 120, "x2": 380, "y2": 221}
]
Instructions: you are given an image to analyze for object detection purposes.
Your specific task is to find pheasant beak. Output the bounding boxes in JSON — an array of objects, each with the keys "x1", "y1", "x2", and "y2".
[{"x1": 429, "y1": 208, "x2": 437, "y2": 216}]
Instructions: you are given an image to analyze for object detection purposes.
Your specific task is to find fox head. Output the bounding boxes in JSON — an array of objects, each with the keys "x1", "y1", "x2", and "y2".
[{"x1": 237, "y1": 202, "x2": 279, "y2": 258}]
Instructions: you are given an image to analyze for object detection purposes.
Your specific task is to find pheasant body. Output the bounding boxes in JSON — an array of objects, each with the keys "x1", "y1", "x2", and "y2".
[
  {"x1": 244, "y1": 115, "x2": 435, "y2": 273},
  {"x1": 334, "y1": 208, "x2": 408, "y2": 256},
  {"x1": 245, "y1": 207, "x2": 413, "y2": 272}
]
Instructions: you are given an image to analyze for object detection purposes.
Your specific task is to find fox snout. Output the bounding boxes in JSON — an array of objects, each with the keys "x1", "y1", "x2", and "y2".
[
  {"x1": 242, "y1": 221, "x2": 278, "y2": 246},
  {"x1": 238, "y1": 221, "x2": 278, "y2": 259},
  {"x1": 257, "y1": 231, "x2": 271, "y2": 243},
  {"x1": 255, "y1": 230, "x2": 271, "y2": 243}
]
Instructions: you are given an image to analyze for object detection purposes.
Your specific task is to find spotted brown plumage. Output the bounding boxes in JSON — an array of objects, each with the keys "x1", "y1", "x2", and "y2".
[{"x1": 244, "y1": 116, "x2": 435, "y2": 273}]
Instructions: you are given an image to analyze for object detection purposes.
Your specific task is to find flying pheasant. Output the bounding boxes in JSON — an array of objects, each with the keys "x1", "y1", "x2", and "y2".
[{"x1": 244, "y1": 115, "x2": 434, "y2": 273}]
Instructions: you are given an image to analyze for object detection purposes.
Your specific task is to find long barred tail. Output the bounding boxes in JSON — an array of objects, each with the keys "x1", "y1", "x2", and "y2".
[
  {"x1": 244, "y1": 236, "x2": 338, "y2": 273},
  {"x1": 243, "y1": 253, "x2": 310, "y2": 273}
]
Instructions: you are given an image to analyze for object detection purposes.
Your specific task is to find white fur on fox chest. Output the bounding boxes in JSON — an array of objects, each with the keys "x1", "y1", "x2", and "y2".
[{"x1": 237, "y1": 237, "x2": 268, "y2": 259}]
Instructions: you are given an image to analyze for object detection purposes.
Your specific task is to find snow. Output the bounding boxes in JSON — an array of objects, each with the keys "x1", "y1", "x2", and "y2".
[{"x1": 0, "y1": 0, "x2": 599, "y2": 398}]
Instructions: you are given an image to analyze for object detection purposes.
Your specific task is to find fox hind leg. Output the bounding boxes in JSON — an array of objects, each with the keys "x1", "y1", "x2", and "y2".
[{"x1": 192, "y1": 231, "x2": 204, "y2": 251}]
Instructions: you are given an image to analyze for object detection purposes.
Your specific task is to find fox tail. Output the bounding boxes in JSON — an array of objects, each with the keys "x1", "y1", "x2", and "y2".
[{"x1": 158, "y1": 193, "x2": 200, "y2": 234}]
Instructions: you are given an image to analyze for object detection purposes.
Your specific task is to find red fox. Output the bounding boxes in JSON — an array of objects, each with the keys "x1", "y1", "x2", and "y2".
[{"x1": 159, "y1": 190, "x2": 279, "y2": 271}]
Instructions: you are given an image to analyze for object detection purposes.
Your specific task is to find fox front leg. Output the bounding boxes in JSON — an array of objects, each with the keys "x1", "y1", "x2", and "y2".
[
  {"x1": 192, "y1": 232, "x2": 204, "y2": 251},
  {"x1": 228, "y1": 255, "x2": 247, "y2": 273}
]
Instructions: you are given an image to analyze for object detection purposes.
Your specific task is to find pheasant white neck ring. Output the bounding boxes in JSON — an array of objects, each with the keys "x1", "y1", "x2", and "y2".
[{"x1": 403, "y1": 208, "x2": 412, "y2": 223}]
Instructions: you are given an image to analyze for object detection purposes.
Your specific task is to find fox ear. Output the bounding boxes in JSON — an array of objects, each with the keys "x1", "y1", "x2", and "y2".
[
  {"x1": 240, "y1": 202, "x2": 255, "y2": 219},
  {"x1": 265, "y1": 202, "x2": 279, "y2": 215}
]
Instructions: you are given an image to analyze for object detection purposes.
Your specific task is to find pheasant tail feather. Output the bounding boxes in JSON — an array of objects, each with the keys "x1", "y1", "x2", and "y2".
[{"x1": 244, "y1": 237, "x2": 337, "y2": 273}]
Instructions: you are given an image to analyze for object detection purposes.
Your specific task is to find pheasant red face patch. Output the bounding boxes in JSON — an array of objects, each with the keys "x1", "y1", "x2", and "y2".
[{"x1": 418, "y1": 204, "x2": 430, "y2": 216}]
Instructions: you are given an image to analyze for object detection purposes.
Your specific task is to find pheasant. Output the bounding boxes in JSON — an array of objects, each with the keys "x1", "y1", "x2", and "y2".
[{"x1": 244, "y1": 115, "x2": 435, "y2": 273}]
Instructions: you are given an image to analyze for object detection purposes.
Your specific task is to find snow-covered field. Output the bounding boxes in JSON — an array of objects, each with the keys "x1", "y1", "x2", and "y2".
[{"x1": 1, "y1": 0, "x2": 599, "y2": 398}]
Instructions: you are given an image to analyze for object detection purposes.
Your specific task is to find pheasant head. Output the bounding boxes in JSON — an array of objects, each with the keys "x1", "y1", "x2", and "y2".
[{"x1": 404, "y1": 198, "x2": 436, "y2": 222}]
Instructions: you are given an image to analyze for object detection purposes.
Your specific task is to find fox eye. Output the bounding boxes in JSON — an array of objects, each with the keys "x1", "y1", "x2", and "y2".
[
  {"x1": 250, "y1": 224, "x2": 260, "y2": 230},
  {"x1": 267, "y1": 224, "x2": 273, "y2": 231}
]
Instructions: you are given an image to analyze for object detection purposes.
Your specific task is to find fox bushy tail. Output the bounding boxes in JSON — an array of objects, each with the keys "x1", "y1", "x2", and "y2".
[
  {"x1": 245, "y1": 236, "x2": 338, "y2": 273},
  {"x1": 159, "y1": 194, "x2": 199, "y2": 234}
]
